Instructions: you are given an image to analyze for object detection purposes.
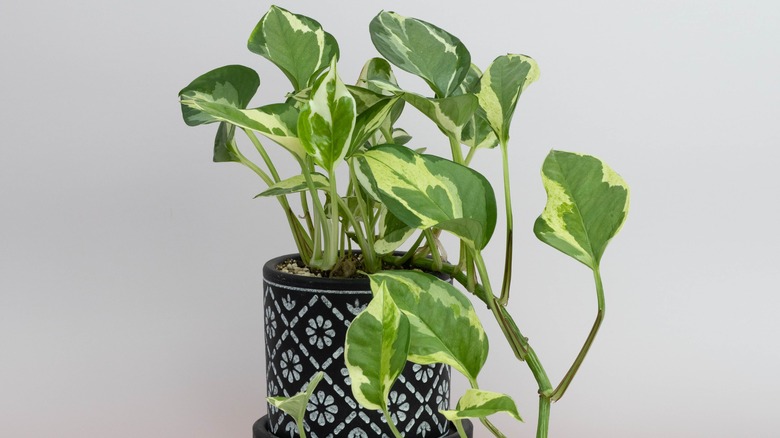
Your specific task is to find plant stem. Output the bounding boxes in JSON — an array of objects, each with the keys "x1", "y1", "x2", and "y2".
[
  {"x1": 549, "y1": 267, "x2": 605, "y2": 401},
  {"x1": 398, "y1": 232, "x2": 425, "y2": 265},
  {"x1": 335, "y1": 195, "x2": 373, "y2": 268},
  {"x1": 464, "y1": 145, "x2": 478, "y2": 166},
  {"x1": 537, "y1": 396, "x2": 551, "y2": 438},
  {"x1": 382, "y1": 408, "x2": 403, "y2": 438},
  {"x1": 467, "y1": 378, "x2": 507, "y2": 438},
  {"x1": 296, "y1": 420, "x2": 307, "y2": 438},
  {"x1": 423, "y1": 229, "x2": 442, "y2": 271},
  {"x1": 498, "y1": 141, "x2": 513, "y2": 306},
  {"x1": 349, "y1": 159, "x2": 380, "y2": 272},
  {"x1": 242, "y1": 128, "x2": 282, "y2": 182},
  {"x1": 449, "y1": 135, "x2": 464, "y2": 164},
  {"x1": 454, "y1": 420, "x2": 468, "y2": 438}
]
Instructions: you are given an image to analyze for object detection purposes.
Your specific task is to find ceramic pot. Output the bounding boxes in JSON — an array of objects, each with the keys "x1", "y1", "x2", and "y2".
[{"x1": 262, "y1": 254, "x2": 470, "y2": 438}]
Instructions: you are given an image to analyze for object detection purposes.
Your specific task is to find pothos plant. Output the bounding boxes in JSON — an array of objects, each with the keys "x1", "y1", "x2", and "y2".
[{"x1": 179, "y1": 5, "x2": 629, "y2": 438}]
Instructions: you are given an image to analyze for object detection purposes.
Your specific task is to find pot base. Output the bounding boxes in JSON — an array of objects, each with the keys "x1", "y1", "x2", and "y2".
[{"x1": 252, "y1": 415, "x2": 473, "y2": 438}]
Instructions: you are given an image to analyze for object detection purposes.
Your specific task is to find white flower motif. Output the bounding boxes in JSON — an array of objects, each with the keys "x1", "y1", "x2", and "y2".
[
  {"x1": 282, "y1": 295, "x2": 296, "y2": 311},
  {"x1": 307, "y1": 390, "x2": 338, "y2": 426},
  {"x1": 279, "y1": 350, "x2": 302, "y2": 383},
  {"x1": 413, "y1": 363, "x2": 435, "y2": 383},
  {"x1": 387, "y1": 391, "x2": 409, "y2": 423},
  {"x1": 305, "y1": 315, "x2": 335, "y2": 349},
  {"x1": 416, "y1": 421, "x2": 432, "y2": 437},
  {"x1": 347, "y1": 299, "x2": 367, "y2": 316},
  {"x1": 265, "y1": 306, "x2": 277, "y2": 338},
  {"x1": 284, "y1": 421, "x2": 297, "y2": 438},
  {"x1": 348, "y1": 429, "x2": 368, "y2": 438},
  {"x1": 436, "y1": 379, "x2": 450, "y2": 409}
]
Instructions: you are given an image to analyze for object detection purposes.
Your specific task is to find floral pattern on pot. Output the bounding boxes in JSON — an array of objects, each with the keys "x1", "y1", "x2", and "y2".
[{"x1": 263, "y1": 257, "x2": 454, "y2": 438}]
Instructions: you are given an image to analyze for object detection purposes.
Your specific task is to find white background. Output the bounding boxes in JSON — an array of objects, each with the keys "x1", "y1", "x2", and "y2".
[{"x1": 2, "y1": 0, "x2": 779, "y2": 437}]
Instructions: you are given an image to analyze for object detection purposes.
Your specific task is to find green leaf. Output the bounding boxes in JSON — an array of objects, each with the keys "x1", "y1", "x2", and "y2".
[
  {"x1": 475, "y1": 54, "x2": 540, "y2": 144},
  {"x1": 179, "y1": 65, "x2": 260, "y2": 127},
  {"x1": 345, "y1": 282, "x2": 410, "y2": 411},
  {"x1": 213, "y1": 122, "x2": 239, "y2": 163},
  {"x1": 254, "y1": 173, "x2": 329, "y2": 197},
  {"x1": 370, "y1": 80, "x2": 478, "y2": 142},
  {"x1": 354, "y1": 144, "x2": 496, "y2": 249},
  {"x1": 267, "y1": 372, "x2": 325, "y2": 428},
  {"x1": 441, "y1": 389, "x2": 522, "y2": 422},
  {"x1": 369, "y1": 271, "x2": 488, "y2": 380},
  {"x1": 298, "y1": 61, "x2": 356, "y2": 172},
  {"x1": 349, "y1": 96, "x2": 400, "y2": 157},
  {"x1": 534, "y1": 150, "x2": 630, "y2": 269},
  {"x1": 370, "y1": 11, "x2": 471, "y2": 97},
  {"x1": 247, "y1": 5, "x2": 339, "y2": 91},
  {"x1": 357, "y1": 57, "x2": 399, "y2": 96},
  {"x1": 374, "y1": 209, "x2": 415, "y2": 254},
  {"x1": 179, "y1": 98, "x2": 306, "y2": 159}
]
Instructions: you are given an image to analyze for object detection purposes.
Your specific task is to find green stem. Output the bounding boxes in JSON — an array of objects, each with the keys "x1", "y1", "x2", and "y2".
[
  {"x1": 325, "y1": 170, "x2": 340, "y2": 268},
  {"x1": 296, "y1": 419, "x2": 307, "y2": 438},
  {"x1": 382, "y1": 408, "x2": 403, "y2": 438},
  {"x1": 449, "y1": 135, "x2": 464, "y2": 164},
  {"x1": 335, "y1": 195, "x2": 373, "y2": 268},
  {"x1": 550, "y1": 267, "x2": 605, "y2": 401},
  {"x1": 301, "y1": 159, "x2": 328, "y2": 268},
  {"x1": 499, "y1": 141, "x2": 513, "y2": 306},
  {"x1": 464, "y1": 145, "x2": 478, "y2": 166},
  {"x1": 398, "y1": 232, "x2": 425, "y2": 265},
  {"x1": 423, "y1": 229, "x2": 442, "y2": 271},
  {"x1": 242, "y1": 128, "x2": 282, "y2": 182},
  {"x1": 348, "y1": 159, "x2": 380, "y2": 272},
  {"x1": 454, "y1": 420, "x2": 468, "y2": 438},
  {"x1": 537, "y1": 396, "x2": 551, "y2": 438}
]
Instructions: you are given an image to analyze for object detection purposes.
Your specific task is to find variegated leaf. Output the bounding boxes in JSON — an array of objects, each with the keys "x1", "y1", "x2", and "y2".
[
  {"x1": 475, "y1": 54, "x2": 540, "y2": 144},
  {"x1": 370, "y1": 11, "x2": 470, "y2": 97},
  {"x1": 457, "y1": 64, "x2": 499, "y2": 150},
  {"x1": 392, "y1": 128, "x2": 412, "y2": 146},
  {"x1": 534, "y1": 150, "x2": 630, "y2": 269},
  {"x1": 179, "y1": 98, "x2": 305, "y2": 159},
  {"x1": 441, "y1": 389, "x2": 522, "y2": 422},
  {"x1": 247, "y1": 5, "x2": 339, "y2": 91},
  {"x1": 374, "y1": 209, "x2": 415, "y2": 254},
  {"x1": 179, "y1": 65, "x2": 260, "y2": 127},
  {"x1": 370, "y1": 80, "x2": 478, "y2": 141},
  {"x1": 349, "y1": 96, "x2": 400, "y2": 156},
  {"x1": 267, "y1": 372, "x2": 324, "y2": 429},
  {"x1": 355, "y1": 145, "x2": 496, "y2": 249},
  {"x1": 254, "y1": 173, "x2": 329, "y2": 198},
  {"x1": 369, "y1": 271, "x2": 488, "y2": 380},
  {"x1": 357, "y1": 58, "x2": 399, "y2": 96},
  {"x1": 345, "y1": 282, "x2": 410, "y2": 411},
  {"x1": 213, "y1": 122, "x2": 239, "y2": 163},
  {"x1": 298, "y1": 61, "x2": 356, "y2": 171}
]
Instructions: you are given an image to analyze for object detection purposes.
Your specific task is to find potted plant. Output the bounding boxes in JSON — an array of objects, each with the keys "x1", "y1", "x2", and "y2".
[{"x1": 179, "y1": 5, "x2": 630, "y2": 438}]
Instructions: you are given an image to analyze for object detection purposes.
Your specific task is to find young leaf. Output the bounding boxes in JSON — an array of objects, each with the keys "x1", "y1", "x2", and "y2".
[
  {"x1": 374, "y1": 209, "x2": 415, "y2": 255},
  {"x1": 345, "y1": 282, "x2": 410, "y2": 411},
  {"x1": 454, "y1": 64, "x2": 499, "y2": 150},
  {"x1": 534, "y1": 150, "x2": 630, "y2": 269},
  {"x1": 179, "y1": 65, "x2": 259, "y2": 127},
  {"x1": 349, "y1": 96, "x2": 400, "y2": 157},
  {"x1": 213, "y1": 122, "x2": 239, "y2": 163},
  {"x1": 254, "y1": 173, "x2": 329, "y2": 198},
  {"x1": 357, "y1": 57, "x2": 399, "y2": 96},
  {"x1": 369, "y1": 271, "x2": 488, "y2": 380},
  {"x1": 440, "y1": 389, "x2": 522, "y2": 422},
  {"x1": 247, "y1": 6, "x2": 339, "y2": 91},
  {"x1": 370, "y1": 11, "x2": 471, "y2": 97},
  {"x1": 475, "y1": 54, "x2": 540, "y2": 145},
  {"x1": 354, "y1": 145, "x2": 496, "y2": 249},
  {"x1": 267, "y1": 372, "x2": 325, "y2": 432},
  {"x1": 298, "y1": 61, "x2": 356, "y2": 172}
]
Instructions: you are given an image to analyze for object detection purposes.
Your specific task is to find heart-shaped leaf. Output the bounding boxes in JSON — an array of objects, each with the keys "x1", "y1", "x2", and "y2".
[
  {"x1": 369, "y1": 271, "x2": 488, "y2": 380},
  {"x1": 247, "y1": 6, "x2": 339, "y2": 91},
  {"x1": 355, "y1": 144, "x2": 496, "y2": 249},
  {"x1": 345, "y1": 282, "x2": 410, "y2": 411},
  {"x1": 179, "y1": 65, "x2": 260, "y2": 127},
  {"x1": 298, "y1": 61, "x2": 356, "y2": 172},
  {"x1": 374, "y1": 209, "x2": 415, "y2": 255},
  {"x1": 441, "y1": 389, "x2": 522, "y2": 422},
  {"x1": 370, "y1": 11, "x2": 471, "y2": 97},
  {"x1": 475, "y1": 54, "x2": 540, "y2": 145},
  {"x1": 534, "y1": 150, "x2": 630, "y2": 269},
  {"x1": 455, "y1": 64, "x2": 499, "y2": 150}
]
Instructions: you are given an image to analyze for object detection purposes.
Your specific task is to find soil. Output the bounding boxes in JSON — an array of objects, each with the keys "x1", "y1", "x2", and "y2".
[{"x1": 276, "y1": 253, "x2": 418, "y2": 279}]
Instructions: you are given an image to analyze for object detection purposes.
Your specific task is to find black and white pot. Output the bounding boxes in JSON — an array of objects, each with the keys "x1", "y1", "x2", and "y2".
[{"x1": 258, "y1": 254, "x2": 472, "y2": 438}]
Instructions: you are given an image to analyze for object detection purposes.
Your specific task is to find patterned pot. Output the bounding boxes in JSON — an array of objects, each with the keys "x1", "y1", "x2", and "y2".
[{"x1": 262, "y1": 254, "x2": 469, "y2": 438}]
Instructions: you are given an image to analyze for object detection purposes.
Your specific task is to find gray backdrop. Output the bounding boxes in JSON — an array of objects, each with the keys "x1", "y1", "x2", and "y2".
[{"x1": 2, "y1": 0, "x2": 778, "y2": 437}]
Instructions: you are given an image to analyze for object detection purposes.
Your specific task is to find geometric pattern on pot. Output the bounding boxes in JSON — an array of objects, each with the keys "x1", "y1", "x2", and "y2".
[{"x1": 263, "y1": 255, "x2": 454, "y2": 438}]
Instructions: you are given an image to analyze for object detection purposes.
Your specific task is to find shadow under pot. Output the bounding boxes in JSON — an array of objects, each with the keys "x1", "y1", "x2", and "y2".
[{"x1": 258, "y1": 253, "x2": 473, "y2": 438}]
